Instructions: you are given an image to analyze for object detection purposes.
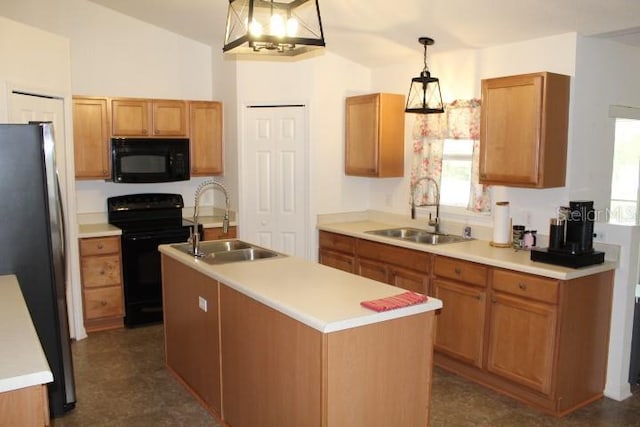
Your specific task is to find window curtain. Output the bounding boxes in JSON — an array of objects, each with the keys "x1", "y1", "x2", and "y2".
[{"x1": 410, "y1": 98, "x2": 491, "y2": 212}]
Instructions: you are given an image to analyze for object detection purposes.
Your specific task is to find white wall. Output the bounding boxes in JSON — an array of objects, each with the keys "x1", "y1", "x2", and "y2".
[
  {"x1": 0, "y1": 15, "x2": 85, "y2": 339},
  {"x1": 1, "y1": 0, "x2": 218, "y2": 213},
  {"x1": 233, "y1": 52, "x2": 371, "y2": 259},
  {"x1": 573, "y1": 36, "x2": 640, "y2": 401}
]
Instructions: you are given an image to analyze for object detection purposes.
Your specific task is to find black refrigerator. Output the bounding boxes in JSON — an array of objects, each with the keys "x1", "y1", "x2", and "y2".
[{"x1": 0, "y1": 123, "x2": 76, "y2": 416}]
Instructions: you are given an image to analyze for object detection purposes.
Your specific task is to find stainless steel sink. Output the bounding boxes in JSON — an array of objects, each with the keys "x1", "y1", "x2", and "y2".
[
  {"x1": 365, "y1": 228, "x2": 470, "y2": 245},
  {"x1": 366, "y1": 227, "x2": 424, "y2": 238},
  {"x1": 170, "y1": 239, "x2": 284, "y2": 264},
  {"x1": 203, "y1": 247, "x2": 281, "y2": 264}
]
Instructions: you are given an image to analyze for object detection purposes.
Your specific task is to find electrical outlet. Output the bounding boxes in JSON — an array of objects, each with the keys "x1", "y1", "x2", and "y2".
[
  {"x1": 593, "y1": 231, "x2": 606, "y2": 242},
  {"x1": 523, "y1": 210, "x2": 532, "y2": 226},
  {"x1": 198, "y1": 296, "x2": 207, "y2": 312},
  {"x1": 385, "y1": 194, "x2": 393, "y2": 207}
]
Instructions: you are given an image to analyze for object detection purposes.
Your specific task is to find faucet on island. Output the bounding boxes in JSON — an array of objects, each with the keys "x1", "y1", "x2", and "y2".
[
  {"x1": 410, "y1": 177, "x2": 440, "y2": 234},
  {"x1": 190, "y1": 179, "x2": 230, "y2": 257}
]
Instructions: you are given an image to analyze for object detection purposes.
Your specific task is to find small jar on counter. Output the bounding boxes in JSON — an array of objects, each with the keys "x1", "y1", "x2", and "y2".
[
  {"x1": 523, "y1": 230, "x2": 537, "y2": 249},
  {"x1": 512, "y1": 225, "x2": 525, "y2": 249}
]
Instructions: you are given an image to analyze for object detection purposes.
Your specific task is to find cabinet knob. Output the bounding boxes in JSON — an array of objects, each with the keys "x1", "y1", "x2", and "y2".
[
  {"x1": 454, "y1": 267, "x2": 462, "y2": 275},
  {"x1": 99, "y1": 269, "x2": 105, "y2": 276},
  {"x1": 97, "y1": 243, "x2": 104, "y2": 249},
  {"x1": 475, "y1": 295, "x2": 482, "y2": 301},
  {"x1": 491, "y1": 298, "x2": 497, "y2": 303},
  {"x1": 518, "y1": 282, "x2": 527, "y2": 290},
  {"x1": 100, "y1": 300, "x2": 107, "y2": 306}
]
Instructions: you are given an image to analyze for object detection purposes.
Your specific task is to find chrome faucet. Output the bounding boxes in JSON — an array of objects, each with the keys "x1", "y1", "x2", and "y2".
[
  {"x1": 190, "y1": 179, "x2": 230, "y2": 257},
  {"x1": 410, "y1": 177, "x2": 440, "y2": 234}
]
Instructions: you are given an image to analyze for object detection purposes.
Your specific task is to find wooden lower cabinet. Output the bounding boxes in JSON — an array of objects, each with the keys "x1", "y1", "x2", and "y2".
[
  {"x1": 487, "y1": 292, "x2": 556, "y2": 394},
  {"x1": 79, "y1": 236, "x2": 124, "y2": 332},
  {"x1": 318, "y1": 233, "x2": 431, "y2": 294},
  {"x1": 433, "y1": 279, "x2": 486, "y2": 368},
  {"x1": 162, "y1": 254, "x2": 436, "y2": 427},
  {"x1": 0, "y1": 384, "x2": 50, "y2": 427},
  {"x1": 434, "y1": 265, "x2": 614, "y2": 416},
  {"x1": 203, "y1": 225, "x2": 237, "y2": 241},
  {"x1": 162, "y1": 256, "x2": 221, "y2": 415},
  {"x1": 318, "y1": 231, "x2": 356, "y2": 274}
]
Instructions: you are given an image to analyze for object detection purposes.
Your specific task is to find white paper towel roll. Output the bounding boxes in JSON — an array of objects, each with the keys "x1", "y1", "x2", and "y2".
[{"x1": 492, "y1": 201, "x2": 511, "y2": 245}]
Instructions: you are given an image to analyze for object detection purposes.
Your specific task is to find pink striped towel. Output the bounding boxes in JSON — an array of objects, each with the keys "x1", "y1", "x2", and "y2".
[{"x1": 360, "y1": 291, "x2": 428, "y2": 312}]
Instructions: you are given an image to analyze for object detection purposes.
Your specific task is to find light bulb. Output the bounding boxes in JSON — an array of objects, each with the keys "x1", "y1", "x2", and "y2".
[
  {"x1": 286, "y1": 17, "x2": 298, "y2": 36},
  {"x1": 270, "y1": 13, "x2": 285, "y2": 37},
  {"x1": 249, "y1": 19, "x2": 262, "y2": 37}
]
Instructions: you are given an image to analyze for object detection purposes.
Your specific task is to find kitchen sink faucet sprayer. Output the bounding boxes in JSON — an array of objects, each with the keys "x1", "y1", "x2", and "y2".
[
  {"x1": 410, "y1": 177, "x2": 440, "y2": 234},
  {"x1": 190, "y1": 179, "x2": 230, "y2": 257}
]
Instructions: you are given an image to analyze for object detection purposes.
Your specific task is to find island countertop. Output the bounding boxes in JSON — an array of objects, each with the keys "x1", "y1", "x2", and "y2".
[
  {"x1": 0, "y1": 275, "x2": 53, "y2": 393},
  {"x1": 159, "y1": 244, "x2": 442, "y2": 333},
  {"x1": 318, "y1": 220, "x2": 617, "y2": 281}
]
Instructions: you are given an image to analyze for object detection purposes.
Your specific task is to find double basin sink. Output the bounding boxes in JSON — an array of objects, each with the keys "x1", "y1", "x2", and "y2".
[
  {"x1": 171, "y1": 239, "x2": 284, "y2": 265},
  {"x1": 365, "y1": 227, "x2": 470, "y2": 245}
]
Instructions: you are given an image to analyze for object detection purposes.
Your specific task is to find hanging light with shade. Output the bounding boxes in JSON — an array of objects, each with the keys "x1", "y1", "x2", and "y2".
[
  {"x1": 223, "y1": 0, "x2": 325, "y2": 57},
  {"x1": 405, "y1": 37, "x2": 445, "y2": 114}
]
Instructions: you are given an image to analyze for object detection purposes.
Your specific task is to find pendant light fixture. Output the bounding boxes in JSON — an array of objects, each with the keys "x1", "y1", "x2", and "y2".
[
  {"x1": 405, "y1": 37, "x2": 444, "y2": 114},
  {"x1": 223, "y1": 0, "x2": 325, "y2": 57}
]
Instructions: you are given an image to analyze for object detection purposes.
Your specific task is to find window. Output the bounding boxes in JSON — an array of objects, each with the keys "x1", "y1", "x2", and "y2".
[
  {"x1": 440, "y1": 139, "x2": 474, "y2": 207},
  {"x1": 610, "y1": 117, "x2": 640, "y2": 224}
]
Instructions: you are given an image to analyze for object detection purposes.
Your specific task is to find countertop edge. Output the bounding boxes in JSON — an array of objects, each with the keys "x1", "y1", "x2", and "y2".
[
  {"x1": 159, "y1": 245, "x2": 442, "y2": 333},
  {"x1": 0, "y1": 275, "x2": 53, "y2": 393},
  {"x1": 318, "y1": 221, "x2": 617, "y2": 280}
]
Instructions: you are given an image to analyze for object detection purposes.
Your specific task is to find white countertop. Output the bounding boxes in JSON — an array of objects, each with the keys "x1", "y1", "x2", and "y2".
[
  {"x1": 159, "y1": 244, "x2": 442, "y2": 333},
  {"x1": 78, "y1": 223, "x2": 122, "y2": 238},
  {"x1": 318, "y1": 220, "x2": 617, "y2": 280},
  {"x1": 0, "y1": 275, "x2": 53, "y2": 393}
]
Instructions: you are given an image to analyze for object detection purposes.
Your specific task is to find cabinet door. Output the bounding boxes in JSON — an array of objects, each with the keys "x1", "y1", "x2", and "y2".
[
  {"x1": 162, "y1": 256, "x2": 221, "y2": 413},
  {"x1": 487, "y1": 292, "x2": 556, "y2": 394},
  {"x1": 433, "y1": 279, "x2": 486, "y2": 367},
  {"x1": 389, "y1": 266, "x2": 428, "y2": 294},
  {"x1": 319, "y1": 249, "x2": 355, "y2": 274},
  {"x1": 345, "y1": 94, "x2": 379, "y2": 176},
  {"x1": 111, "y1": 99, "x2": 150, "y2": 136},
  {"x1": 356, "y1": 258, "x2": 389, "y2": 284},
  {"x1": 72, "y1": 97, "x2": 110, "y2": 179},
  {"x1": 480, "y1": 74, "x2": 543, "y2": 186},
  {"x1": 345, "y1": 93, "x2": 404, "y2": 177},
  {"x1": 190, "y1": 101, "x2": 223, "y2": 175},
  {"x1": 152, "y1": 100, "x2": 188, "y2": 136},
  {"x1": 479, "y1": 72, "x2": 569, "y2": 188},
  {"x1": 203, "y1": 226, "x2": 237, "y2": 241}
]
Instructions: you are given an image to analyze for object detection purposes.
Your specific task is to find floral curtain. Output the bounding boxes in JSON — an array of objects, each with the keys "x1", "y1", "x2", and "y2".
[{"x1": 410, "y1": 99, "x2": 491, "y2": 213}]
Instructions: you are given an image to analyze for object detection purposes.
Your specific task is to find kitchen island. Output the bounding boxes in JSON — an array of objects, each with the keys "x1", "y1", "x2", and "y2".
[
  {"x1": 159, "y1": 243, "x2": 442, "y2": 427},
  {"x1": 0, "y1": 275, "x2": 53, "y2": 427}
]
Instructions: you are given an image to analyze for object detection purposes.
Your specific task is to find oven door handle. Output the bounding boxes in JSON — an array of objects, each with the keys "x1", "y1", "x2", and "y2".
[{"x1": 123, "y1": 232, "x2": 189, "y2": 242}]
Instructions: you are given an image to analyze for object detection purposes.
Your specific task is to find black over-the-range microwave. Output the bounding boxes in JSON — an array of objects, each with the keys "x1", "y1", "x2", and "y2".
[{"x1": 111, "y1": 138, "x2": 190, "y2": 183}]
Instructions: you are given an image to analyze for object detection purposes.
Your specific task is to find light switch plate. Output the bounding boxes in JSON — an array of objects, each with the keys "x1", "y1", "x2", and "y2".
[{"x1": 198, "y1": 296, "x2": 207, "y2": 312}]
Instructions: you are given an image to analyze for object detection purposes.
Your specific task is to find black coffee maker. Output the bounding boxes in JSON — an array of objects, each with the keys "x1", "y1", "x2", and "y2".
[{"x1": 531, "y1": 200, "x2": 605, "y2": 268}]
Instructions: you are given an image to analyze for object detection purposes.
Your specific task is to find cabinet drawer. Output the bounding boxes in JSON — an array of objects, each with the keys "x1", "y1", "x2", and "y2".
[
  {"x1": 81, "y1": 255, "x2": 122, "y2": 288},
  {"x1": 80, "y1": 236, "x2": 120, "y2": 256},
  {"x1": 357, "y1": 239, "x2": 430, "y2": 273},
  {"x1": 491, "y1": 269, "x2": 559, "y2": 304},
  {"x1": 318, "y1": 231, "x2": 355, "y2": 255},
  {"x1": 84, "y1": 286, "x2": 123, "y2": 320},
  {"x1": 434, "y1": 256, "x2": 487, "y2": 287}
]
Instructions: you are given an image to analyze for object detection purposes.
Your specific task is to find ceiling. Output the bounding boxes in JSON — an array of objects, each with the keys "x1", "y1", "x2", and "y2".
[{"x1": 87, "y1": 0, "x2": 640, "y2": 67}]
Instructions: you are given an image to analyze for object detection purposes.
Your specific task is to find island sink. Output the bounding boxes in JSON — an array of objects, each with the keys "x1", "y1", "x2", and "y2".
[
  {"x1": 170, "y1": 239, "x2": 284, "y2": 264},
  {"x1": 365, "y1": 227, "x2": 469, "y2": 245}
]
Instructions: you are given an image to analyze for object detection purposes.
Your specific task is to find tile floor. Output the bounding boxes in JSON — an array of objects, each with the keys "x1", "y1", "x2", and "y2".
[{"x1": 52, "y1": 324, "x2": 640, "y2": 426}]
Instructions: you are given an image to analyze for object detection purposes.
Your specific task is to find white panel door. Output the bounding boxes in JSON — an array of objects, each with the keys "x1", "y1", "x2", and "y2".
[{"x1": 242, "y1": 106, "x2": 307, "y2": 257}]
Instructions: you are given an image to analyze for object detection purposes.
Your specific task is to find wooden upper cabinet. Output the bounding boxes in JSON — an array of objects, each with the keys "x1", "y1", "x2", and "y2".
[
  {"x1": 189, "y1": 101, "x2": 223, "y2": 175},
  {"x1": 345, "y1": 93, "x2": 405, "y2": 177},
  {"x1": 72, "y1": 96, "x2": 110, "y2": 179},
  {"x1": 111, "y1": 98, "x2": 188, "y2": 137},
  {"x1": 479, "y1": 72, "x2": 570, "y2": 188}
]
